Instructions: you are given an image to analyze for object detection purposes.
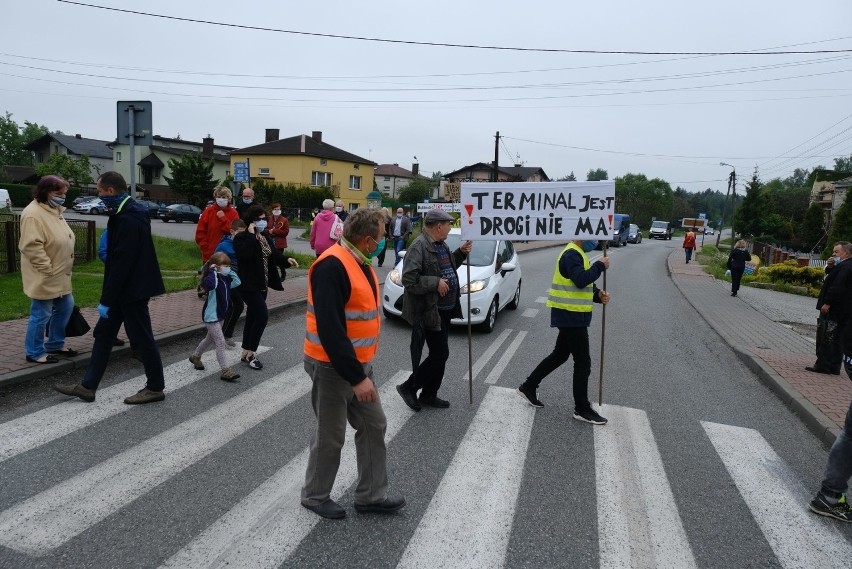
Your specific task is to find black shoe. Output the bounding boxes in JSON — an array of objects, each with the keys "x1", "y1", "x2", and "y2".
[
  {"x1": 354, "y1": 496, "x2": 406, "y2": 514},
  {"x1": 54, "y1": 383, "x2": 96, "y2": 402},
  {"x1": 517, "y1": 386, "x2": 544, "y2": 408},
  {"x1": 419, "y1": 394, "x2": 450, "y2": 408},
  {"x1": 731, "y1": 292, "x2": 737, "y2": 297},
  {"x1": 302, "y1": 499, "x2": 346, "y2": 520},
  {"x1": 809, "y1": 493, "x2": 852, "y2": 522},
  {"x1": 573, "y1": 407, "x2": 608, "y2": 425},
  {"x1": 805, "y1": 366, "x2": 832, "y2": 374},
  {"x1": 396, "y1": 383, "x2": 421, "y2": 411},
  {"x1": 26, "y1": 355, "x2": 59, "y2": 364}
]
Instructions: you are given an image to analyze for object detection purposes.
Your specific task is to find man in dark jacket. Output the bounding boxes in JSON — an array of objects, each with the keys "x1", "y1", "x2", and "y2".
[
  {"x1": 396, "y1": 208, "x2": 471, "y2": 411},
  {"x1": 517, "y1": 239, "x2": 610, "y2": 424},
  {"x1": 55, "y1": 171, "x2": 167, "y2": 404},
  {"x1": 808, "y1": 241, "x2": 852, "y2": 375}
]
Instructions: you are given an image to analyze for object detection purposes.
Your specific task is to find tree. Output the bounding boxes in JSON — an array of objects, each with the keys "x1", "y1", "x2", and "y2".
[
  {"x1": 825, "y1": 189, "x2": 852, "y2": 256},
  {"x1": 586, "y1": 168, "x2": 608, "y2": 181},
  {"x1": 614, "y1": 173, "x2": 673, "y2": 227},
  {"x1": 556, "y1": 171, "x2": 577, "y2": 182},
  {"x1": 735, "y1": 171, "x2": 770, "y2": 237},
  {"x1": 34, "y1": 153, "x2": 93, "y2": 189},
  {"x1": 397, "y1": 178, "x2": 435, "y2": 206},
  {"x1": 833, "y1": 155, "x2": 852, "y2": 173},
  {"x1": 0, "y1": 112, "x2": 49, "y2": 166},
  {"x1": 164, "y1": 154, "x2": 219, "y2": 204},
  {"x1": 799, "y1": 203, "x2": 827, "y2": 253}
]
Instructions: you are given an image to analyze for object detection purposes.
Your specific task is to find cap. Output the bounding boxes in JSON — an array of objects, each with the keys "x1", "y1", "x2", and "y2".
[{"x1": 424, "y1": 208, "x2": 454, "y2": 223}]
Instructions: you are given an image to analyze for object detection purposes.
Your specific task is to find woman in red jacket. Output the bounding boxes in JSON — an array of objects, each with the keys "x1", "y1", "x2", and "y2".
[
  {"x1": 268, "y1": 202, "x2": 290, "y2": 252},
  {"x1": 195, "y1": 186, "x2": 240, "y2": 262}
]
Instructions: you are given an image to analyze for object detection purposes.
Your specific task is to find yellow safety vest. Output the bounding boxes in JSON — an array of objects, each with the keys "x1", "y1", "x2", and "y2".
[{"x1": 546, "y1": 242, "x2": 594, "y2": 313}]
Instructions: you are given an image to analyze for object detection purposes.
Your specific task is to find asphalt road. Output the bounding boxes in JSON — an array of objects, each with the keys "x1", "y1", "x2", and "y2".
[{"x1": 0, "y1": 238, "x2": 849, "y2": 568}]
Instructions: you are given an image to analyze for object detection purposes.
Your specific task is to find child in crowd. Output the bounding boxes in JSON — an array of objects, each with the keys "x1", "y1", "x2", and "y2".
[
  {"x1": 215, "y1": 219, "x2": 246, "y2": 346},
  {"x1": 189, "y1": 252, "x2": 242, "y2": 381}
]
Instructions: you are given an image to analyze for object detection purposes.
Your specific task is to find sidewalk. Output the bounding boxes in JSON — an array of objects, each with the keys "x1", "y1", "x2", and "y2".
[{"x1": 669, "y1": 248, "x2": 850, "y2": 446}]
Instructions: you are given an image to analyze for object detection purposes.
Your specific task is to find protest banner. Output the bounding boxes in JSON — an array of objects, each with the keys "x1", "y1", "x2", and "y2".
[{"x1": 460, "y1": 181, "x2": 616, "y2": 241}]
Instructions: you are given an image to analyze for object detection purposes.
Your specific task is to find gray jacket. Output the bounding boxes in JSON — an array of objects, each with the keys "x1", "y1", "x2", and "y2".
[
  {"x1": 391, "y1": 215, "x2": 412, "y2": 239},
  {"x1": 401, "y1": 231, "x2": 467, "y2": 330}
]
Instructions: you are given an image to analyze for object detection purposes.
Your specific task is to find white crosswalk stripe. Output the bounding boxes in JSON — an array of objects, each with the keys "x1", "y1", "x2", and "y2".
[
  {"x1": 0, "y1": 362, "x2": 308, "y2": 555},
  {"x1": 484, "y1": 331, "x2": 527, "y2": 385},
  {"x1": 0, "y1": 346, "x2": 271, "y2": 463}
]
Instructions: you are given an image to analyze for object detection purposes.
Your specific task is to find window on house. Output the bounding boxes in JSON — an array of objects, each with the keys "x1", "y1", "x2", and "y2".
[
  {"x1": 320, "y1": 159, "x2": 328, "y2": 166},
  {"x1": 353, "y1": 164, "x2": 360, "y2": 170},
  {"x1": 116, "y1": 152, "x2": 122, "y2": 162},
  {"x1": 154, "y1": 168, "x2": 161, "y2": 179},
  {"x1": 311, "y1": 171, "x2": 332, "y2": 186},
  {"x1": 36, "y1": 152, "x2": 44, "y2": 162},
  {"x1": 383, "y1": 185, "x2": 390, "y2": 190},
  {"x1": 384, "y1": 176, "x2": 390, "y2": 181},
  {"x1": 259, "y1": 167, "x2": 270, "y2": 176},
  {"x1": 349, "y1": 175, "x2": 362, "y2": 190}
]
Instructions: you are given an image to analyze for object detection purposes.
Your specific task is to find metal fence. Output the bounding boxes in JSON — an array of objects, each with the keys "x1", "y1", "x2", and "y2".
[{"x1": 0, "y1": 213, "x2": 96, "y2": 274}]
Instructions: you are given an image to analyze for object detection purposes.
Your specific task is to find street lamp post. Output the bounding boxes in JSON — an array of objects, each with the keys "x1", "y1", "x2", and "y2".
[{"x1": 719, "y1": 162, "x2": 736, "y2": 245}]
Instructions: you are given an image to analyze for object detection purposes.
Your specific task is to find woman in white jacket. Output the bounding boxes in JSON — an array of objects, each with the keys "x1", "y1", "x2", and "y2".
[{"x1": 19, "y1": 175, "x2": 76, "y2": 364}]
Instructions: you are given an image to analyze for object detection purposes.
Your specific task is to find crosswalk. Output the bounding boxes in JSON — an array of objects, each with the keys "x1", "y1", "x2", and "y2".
[{"x1": 0, "y1": 337, "x2": 850, "y2": 568}]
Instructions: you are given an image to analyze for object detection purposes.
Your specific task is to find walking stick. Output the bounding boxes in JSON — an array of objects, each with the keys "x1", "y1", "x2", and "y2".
[{"x1": 598, "y1": 242, "x2": 608, "y2": 407}]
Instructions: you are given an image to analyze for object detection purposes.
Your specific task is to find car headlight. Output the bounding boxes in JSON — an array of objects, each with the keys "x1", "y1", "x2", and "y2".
[
  {"x1": 389, "y1": 269, "x2": 402, "y2": 286},
  {"x1": 460, "y1": 278, "x2": 488, "y2": 294}
]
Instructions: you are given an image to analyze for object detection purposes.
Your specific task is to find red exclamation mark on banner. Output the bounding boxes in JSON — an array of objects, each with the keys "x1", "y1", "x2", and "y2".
[
  {"x1": 608, "y1": 213, "x2": 613, "y2": 230},
  {"x1": 464, "y1": 203, "x2": 474, "y2": 224}
]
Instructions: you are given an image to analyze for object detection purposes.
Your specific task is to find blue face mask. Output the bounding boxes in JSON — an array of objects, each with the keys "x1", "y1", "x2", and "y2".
[
  {"x1": 254, "y1": 220, "x2": 268, "y2": 233},
  {"x1": 100, "y1": 193, "x2": 128, "y2": 211},
  {"x1": 219, "y1": 266, "x2": 232, "y2": 276},
  {"x1": 366, "y1": 236, "x2": 386, "y2": 259},
  {"x1": 581, "y1": 240, "x2": 598, "y2": 253},
  {"x1": 243, "y1": 198, "x2": 253, "y2": 205}
]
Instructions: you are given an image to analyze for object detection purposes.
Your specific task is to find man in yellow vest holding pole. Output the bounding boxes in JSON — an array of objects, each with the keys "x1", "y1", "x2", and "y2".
[
  {"x1": 517, "y1": 238, "x2": 611, "y2": 424},
  {"x1": 302, "y1": 207, "x2": 405, "y2": 519}
]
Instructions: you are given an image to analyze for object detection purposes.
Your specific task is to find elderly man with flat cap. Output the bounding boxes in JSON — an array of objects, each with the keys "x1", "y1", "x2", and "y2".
[{"x1": 396, "y1": 208, "x2": 471, "y2": 411}]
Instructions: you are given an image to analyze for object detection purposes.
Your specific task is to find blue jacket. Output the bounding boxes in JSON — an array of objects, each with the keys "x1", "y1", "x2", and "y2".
[
  {"x1": 214, "y1": 234, "x2": 238, "y2": 269},
  {"x1": 550, "y1": 247, "x2": 606, "y2": 328},
  {"x1": 200, "y1": 267, "x2": 241, "y2": 323}
]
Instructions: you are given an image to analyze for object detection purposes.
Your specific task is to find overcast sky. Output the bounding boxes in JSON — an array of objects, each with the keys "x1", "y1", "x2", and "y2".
[{"x1": 3, "y1": 0, "x2": 851, "y2": 193}]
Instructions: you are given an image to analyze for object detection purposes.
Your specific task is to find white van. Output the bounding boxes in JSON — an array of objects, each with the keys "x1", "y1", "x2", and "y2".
[{"x1": 0, "y1": 189, "x2": 12, "y2": 210}]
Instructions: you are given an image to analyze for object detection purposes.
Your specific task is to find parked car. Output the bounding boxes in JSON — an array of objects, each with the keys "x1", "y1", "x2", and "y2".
[
  {"x1": 73, "y1": 198, "x2": 106, "y2": 215},
  {"x1": 627, "y1": 223, "x2": 642, "y2": 244},
  {"x1": 0, "y1": 189, "x2": 11, "y2": 210},
  {"x1": 382, "y1": 229, "x2": 522, "y2": 333},
  {"x1": 597, "y1": 213, "x2": 631, "y2": 248},
  {"x1": 704, "y1": 226, "x2": 716, "y2": 235},
  {"x1": 159, "y1": 204, "x2": 202, "y2": 223},
  {"x1": 649, "y1": 220, "x2": 672, "y2": 240},
  {"x1": 136, "y1": 199, "x2": 161, "y2": 218},
  {"x1": 73, "y1": 195, "x2": 98, "y2": 206}
]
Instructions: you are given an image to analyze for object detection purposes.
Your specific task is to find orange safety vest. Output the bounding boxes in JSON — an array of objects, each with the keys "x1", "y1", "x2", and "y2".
[{"x1": 304, "y1": 244, "x2": 381, "y2": 363}]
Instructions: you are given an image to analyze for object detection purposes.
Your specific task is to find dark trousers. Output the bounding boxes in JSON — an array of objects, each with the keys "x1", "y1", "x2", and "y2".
[
  {"x1": 816, "y1": 316, "x2": 844, "y2": 374},
  {"x1": 376, "y1": 237, "x2": 389, "y2": 267},
  {"x1": 405, "y1": 309, "x2": 452, "y2": 399},
  {"x1": 731, "y1": 267, "x2": 745, "y2": 293},
  {"x1": 522, "y1": 327, "x2": 592, "y2": 412},
  {"x1": 241, "y1": 290, "x2": 268, "y2": 352},
  {"x1": 222, "y1": 288, "x2": 245, "y2": 339},
  {"x1": 82, "y1": 298, "x2": 164, "y2": 392}
]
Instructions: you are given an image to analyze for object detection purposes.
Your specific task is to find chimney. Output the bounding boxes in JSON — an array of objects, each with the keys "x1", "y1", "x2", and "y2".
[
  {"x1": 300, "y1": 135, "x2": 306, "y2": 153},
  {"x1": 75, "y1": 134, "x2": 81, "y2": 139},
  {"x1": 202, "y1": 136, "x2": 214, "y2": 158},
  {"x1": 412, "y1": 163, "x2": 419, "y2": 177},
  {"x1": 311, "y1": 131, "x2": 322, "y2": 143},
  {"x1": 265, "y1": 129, "x2": 279, "y2": 143}
]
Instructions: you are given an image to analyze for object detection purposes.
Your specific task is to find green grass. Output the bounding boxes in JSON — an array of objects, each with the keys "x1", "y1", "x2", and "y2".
[{"x1": 0, "y1": 230, "x2": 316, "y2": 321}]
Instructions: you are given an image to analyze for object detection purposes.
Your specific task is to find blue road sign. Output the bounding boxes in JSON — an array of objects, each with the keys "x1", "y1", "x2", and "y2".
[{"x1": 233, "y1": 162, "x2": 249, "y2": 182}]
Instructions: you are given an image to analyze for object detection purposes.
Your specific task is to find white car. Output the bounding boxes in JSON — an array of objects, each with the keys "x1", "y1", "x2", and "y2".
[
  {"x1": 73, "y1": 198, "x2": 106, "y2": 214},
  {"x1": 382, "y1": 229, "x2": 523, "y2": 333}
]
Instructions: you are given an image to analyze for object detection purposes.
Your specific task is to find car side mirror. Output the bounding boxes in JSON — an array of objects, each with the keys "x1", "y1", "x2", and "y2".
[{"x1": 499, "y1": 262, "x2": 516, "y2": 276}]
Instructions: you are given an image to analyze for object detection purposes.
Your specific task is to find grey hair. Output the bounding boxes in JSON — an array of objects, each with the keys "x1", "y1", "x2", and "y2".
[
  {"x1": 343, "y1": 207, "x2": 384, "y2": 242},
  {"x1": 322, "y1": 198, "x2": 335, "y2": 209},
  {"x1": 836, "y1": 241, "x2": 852, "y2": 255},
  {"x1": 213, "y1": 186, "x2": 232, "y2": 200}
]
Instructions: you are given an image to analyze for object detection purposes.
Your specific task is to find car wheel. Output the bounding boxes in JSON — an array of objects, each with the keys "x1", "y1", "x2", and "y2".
[
  {"x1": 507, "y1": 281, "x2": 521, "y2": 310},
  {"x1": 176, "y1": 218, "x2": 183, "y2": 223},
  {"x1": 478, "y1": 298, "x2": 498, "y2": 333},
  {"x1": 383, "y1": 306, "x2": 395, "y2": 319},
  {"x1": 162, "y1": 219, "x2": 169, "y2": 223}
]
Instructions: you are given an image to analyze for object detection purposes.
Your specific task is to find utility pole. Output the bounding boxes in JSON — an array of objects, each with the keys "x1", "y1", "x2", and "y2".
[
  {"x1": 493, "y1": 131, "x2": 500, "y2": 182},
  {"x1": 730, "y1": 169, "x2": 737, "y2": 240}
]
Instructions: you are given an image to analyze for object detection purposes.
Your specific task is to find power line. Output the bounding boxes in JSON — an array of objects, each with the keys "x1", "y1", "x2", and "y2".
[{"x1": 56, "y1": 1, "x2": 852, "y2": 56}]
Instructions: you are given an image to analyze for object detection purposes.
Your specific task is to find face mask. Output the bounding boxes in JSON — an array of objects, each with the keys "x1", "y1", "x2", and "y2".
[
  {"x1": 50, "y1": 196, "x2": 66, "y2": 207},
  {"x1": 272, "y1": 209, "x2": 281, "y2": 216},
  {"x1": 255, "y1": 220, "x2": 268, "y2": 232},
  {"x1": 366, "y1": 236, "x2": 386, "y2": 259},
  {"x1": 397, "y1": 213, "x2": 403, "y2": 218},
  {"x1": 100, "y1": 193, "x2": 127, "y2": 211},
  {"x1": 335, "y1": 207, "x2": 343, "y2": 212},
  {"x1": 216, "y1": 198, "x2": 229, "y2": 208},
  {"x1": 242, "y1": 198, "x2": 253, "y2": 205},
  {"x1": 834, "y1": 256, "x2": 842, "y2": 264},
  {"x1": 581, "y1": 240, "x2": 598, "y2": 253},
  {"x1": 219, "y1": 266, "x2": 232, "y2": 276}
]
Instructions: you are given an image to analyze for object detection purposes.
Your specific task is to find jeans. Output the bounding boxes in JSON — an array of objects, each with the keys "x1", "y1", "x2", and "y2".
[
  {"x1": 301, "y1": 359, "x2": 388, "y2": 507},
  {"x1": 820, "y1": 398, "x2": 852, "y2": 500},
  {"x1": 522, "y1": 326, "x2": 592, "y2": 412},
  {"x1": 241, "y1": 290, "x2": 268, "y2": 352},
  {"x1": 394, "y1": 236, "x2": 406, "y2": 266},
  {"x1": 404, "y1": 309, "x2": 452, "y2": 399},
  {"x1": 82, "y1": 298, "x2": 164, "y2": 392},
  {"x1": 685, "y1": 248, "x2": 694, "y2": 262},
  {"x1": 25, "y1": 294, "x2": 74, "y2": 359}
]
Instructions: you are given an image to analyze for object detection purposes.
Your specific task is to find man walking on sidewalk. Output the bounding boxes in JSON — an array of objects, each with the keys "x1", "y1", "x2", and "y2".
[
  {"x1": 806, "y1": 241, "x2": 852, "y2": 375},
  {"x1": 683, "y1": 228, "x2": 697, "y2": 263},
  {"x1": 55, "y1": 171, "x2": 167, "y2": 405}
]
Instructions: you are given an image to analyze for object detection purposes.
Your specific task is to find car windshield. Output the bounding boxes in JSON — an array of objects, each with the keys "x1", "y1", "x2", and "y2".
[
  {"x1": 444, "y1": 235, "x2": 495, "y2": 267},
  {"x1": 651, "y1": 221, "x2": 667, "y2": 229}
]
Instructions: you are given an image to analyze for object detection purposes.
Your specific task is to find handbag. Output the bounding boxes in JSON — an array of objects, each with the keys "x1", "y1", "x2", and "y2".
[
  {"x1": 329, "y1": 216, "x2": 344, "y2": 241},
  {"x1": 65, "y1": 305, "x2": 91, "y2": 337},
  {"x1": 816, "y1": 315, "x2": 838, "y2": 346}
]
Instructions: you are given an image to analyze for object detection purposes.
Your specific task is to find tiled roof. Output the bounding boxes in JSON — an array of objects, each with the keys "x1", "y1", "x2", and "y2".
[
  {"x1": 444, "y1": 162, "x2": 549, "y2": 181},
  {"x1": 149, "y1": 145, "x2": 230, "y2": 163},
  {"x1": 24, "y1": 133, "x2": 112, "y2": 159},
  {"x1": 233, "y1": 135, "x2": 374, "y2": 165},
  {"x1": 138, "y1": 153, "x2": 165, "y2": 167},
  {"x1": 2, "y1": 165, "x2": 37, "y2": 183},
  {"x1": 375, "y1": 164, "x2": 415, "y2": 177}
]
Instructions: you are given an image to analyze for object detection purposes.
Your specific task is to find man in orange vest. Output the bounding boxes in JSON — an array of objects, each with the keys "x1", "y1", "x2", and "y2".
[{"x1": 302, "y1": 207, "x2": 405, "y2": 520}]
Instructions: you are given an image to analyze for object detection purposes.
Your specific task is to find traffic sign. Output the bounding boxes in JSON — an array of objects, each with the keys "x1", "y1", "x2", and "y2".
[{"x1": 233, "y1": 162, "x2": 249, "y2": 182}]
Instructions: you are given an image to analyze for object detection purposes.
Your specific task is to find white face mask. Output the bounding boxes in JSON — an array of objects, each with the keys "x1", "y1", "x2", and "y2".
[
  {"x1": 272, "y1": 209, "x2": 281, "y2": 216},
  {"x1": 335, "y1": 207, "x2": 343, "y2": 212},
  {"x1": 215, "y1": 197, "x2": 228, "y2": 208}
]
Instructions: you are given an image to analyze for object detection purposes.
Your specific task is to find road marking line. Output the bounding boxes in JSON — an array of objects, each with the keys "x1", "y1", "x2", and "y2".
[
  {"x1": 521, "y1": 308, "x2": 538, "y2": 317},
  {"x1": 397, "y1": 386, "x2": 535, "y2": 569},
  {"x1": 595, "y1": 405, "x2": 697, "y2": 569},
  {"x1": 0, "y1": 346, "x2": 271, "y2": 463},
  {"x1": 0, "y1": 363, "x2": 309, "y2": 555},
  {"x1": 703, "y1": 421, "x2": 852, "y2": 567},
  {"x1": 535, "y1": 296, "x2": 547, "y2": 304},
  {"x1": 462, "y1": 328, "x2": 512, "y2": 382},
  {"x1": 484, "y1": 331, "x2": 527, "y2": 385},
  {"x1": 159, "y1": 371, "x2": 413, "y2": 569}
]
